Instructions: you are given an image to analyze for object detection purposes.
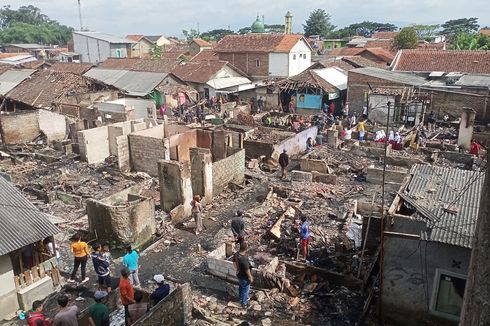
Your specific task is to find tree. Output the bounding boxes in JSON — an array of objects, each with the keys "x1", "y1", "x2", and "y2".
[
  {"x1": 0, "y1": 5, "x2": 72, "y2": 45},
  {"x1": 453, "y1": 32, "x2": 490, "y2": 50},
  {"x1": 333, "y1": 21, "x2": 397, "y2": 38},
  {"x1": 200, "y1": 29, "x2": 234, "y2": 41},
  {"x1": 303, "y1": 9, "x2": 335, "y2": 37},
  {"x1": 238, "y1": 27, "x2": 251, "y2": 34},
  {"x1": 393, "y1": 27, "x2": 418, "y2": 49},
  {"x1": 182, "y1": 28, "x2": 200, "y2": 41},
  {"x1": 440, "y1": 17, "x2": 479, "y2": 42},
  {"x1": 265, "y1": 24, "x2": 285, "y2": 33},
  {"x1": 410, "y1": 24, "x2": 440, "y2": 41},
  {"x1": 150, "y1": 44, "x2": 163, "y2": 59}
]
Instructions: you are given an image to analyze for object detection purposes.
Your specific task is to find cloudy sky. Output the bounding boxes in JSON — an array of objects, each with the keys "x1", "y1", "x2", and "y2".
[{"x1": 5, "y1": 0, "x2": 489, "y2": 37}]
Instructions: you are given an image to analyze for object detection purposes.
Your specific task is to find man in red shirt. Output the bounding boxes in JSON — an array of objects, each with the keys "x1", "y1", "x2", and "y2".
[
  {"x1": 27, "y1": 301, "x2": 52, "y2": 326},
  {"x1": 119, "y1": 267, "x2": 135, "y2": 326},
  {"x1": 469, "y1": 139, "x2": 481, "y2": 156}
]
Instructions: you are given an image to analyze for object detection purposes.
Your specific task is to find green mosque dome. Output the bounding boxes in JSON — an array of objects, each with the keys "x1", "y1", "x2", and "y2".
[{"x1": 251, "y1": 15, "x2": 265, "y2": 33}]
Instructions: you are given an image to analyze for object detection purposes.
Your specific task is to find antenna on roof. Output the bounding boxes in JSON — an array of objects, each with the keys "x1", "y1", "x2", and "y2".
[{"x1": 77, "y1": 0, "x2": 83, "y2": 31}]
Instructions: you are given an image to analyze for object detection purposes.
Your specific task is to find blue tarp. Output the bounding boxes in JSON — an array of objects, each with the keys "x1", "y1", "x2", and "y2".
[{"x1": 296, "y1": 94, "x2": 322, "y2": 110}]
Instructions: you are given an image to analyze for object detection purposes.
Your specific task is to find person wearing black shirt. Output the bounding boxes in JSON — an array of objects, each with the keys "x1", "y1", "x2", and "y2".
[
  {"x1": 150, "y1": 274, "x2": 170, "y2": 305},
  {"x1": 278, "y1": 149, "x2": 289, "y2": 179},
  {"x1": 234, "y1": 242, "x2": 253, "y2": 308},
  {"x1": 427, "y1": 111, "x2": 436, "y2": 132},
  {"x1": 231, "y1": 210, "x2": 245, "y2": 244}
]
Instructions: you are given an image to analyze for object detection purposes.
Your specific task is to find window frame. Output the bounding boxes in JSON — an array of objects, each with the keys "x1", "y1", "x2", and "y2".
[
  {"x1": 429, "y1": 268, "x2": 467, "y2": 322},
  {"x1": 255, "y1": 58, "x2": 260, "y2": 67}
]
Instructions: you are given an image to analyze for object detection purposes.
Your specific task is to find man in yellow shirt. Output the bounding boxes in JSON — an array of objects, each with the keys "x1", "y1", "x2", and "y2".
[
  {"x1": 68, "y1": 234, "x2": 90, "y2": 283},
  {"x1": 357, "y1": 118, "x2": 367, "y2": 141}
]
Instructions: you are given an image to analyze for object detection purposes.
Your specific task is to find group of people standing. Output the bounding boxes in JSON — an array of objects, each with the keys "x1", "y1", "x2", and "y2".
[{"x1": 26, "y1": 234, "x2": 173, "y2": 326}]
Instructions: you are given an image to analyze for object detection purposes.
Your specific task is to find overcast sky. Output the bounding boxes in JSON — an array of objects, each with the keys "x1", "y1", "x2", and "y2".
[{"x1": 5, "y1": 0, "x2": 490, "y2": 37}]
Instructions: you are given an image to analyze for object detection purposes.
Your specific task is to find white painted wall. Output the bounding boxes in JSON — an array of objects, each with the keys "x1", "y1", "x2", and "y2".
[
  {"x1": 288, "y1": 39, "x2": 312, "y2": 77},
  {"x1": 73, "y1": 33, "x2": 110, "y2": 63},
  {"x1": 214, "y1": 65, "x2": 244, "y2": 79},
  {"x1": 38, "y1": 110, "x2": 67, "y2": 142},
  {"x1": 268, "y1": 53, "x2": 289, "y2": 78},
  {"x1": 0, "y1": 255, "x2": 19, "y2": 320}
]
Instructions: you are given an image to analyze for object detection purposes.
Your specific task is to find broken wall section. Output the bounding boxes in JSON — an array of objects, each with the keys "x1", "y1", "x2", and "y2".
[
  {"x1": 86, "y1": 190, "x2": 156, "y2": 247},
  {"x1": 212, "y1": 147, "x2": 245, "y2": 194},
  {"x1": 0, "y1": 110, "x2": 67, "y2": 144}
]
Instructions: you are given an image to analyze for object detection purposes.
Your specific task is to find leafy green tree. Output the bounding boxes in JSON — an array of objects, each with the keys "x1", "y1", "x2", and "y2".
[
  {"x1": 200, "y1": 29, "x2": 234, "y2": 41},
  {"x1": 332, "y1": 21, "x2": 397, "y2": 38},
  {"x1": 238, "y1": 27, "x2": 251, "y2": 34},
  {"x1": 150, "y1": 44, "x2": 163, "y2": 59},
  {"x1": 265, "y1": 24, "x2": 285, "y2": 33},
  {"x1": 453, "y1": 32, "x2": 490, "y2": 50},
  {"x1": 0, "y1": 5, "x2": 72, "y2": 45},
  {"x1": 182, "y1": 28, "x2": 200, "y2": 41},
  {"x1": 393, "y1": 27, "x2": 418, "y2": 49},
  {"x1": 410, "y1": 24, "x2": 440, "y2": 41},
  {"x1": 440, "y1": 17, "x2": 479, "y2": 42},
  {"x1": 303, "y1": 9, "x2": 335, "y2": 37}
]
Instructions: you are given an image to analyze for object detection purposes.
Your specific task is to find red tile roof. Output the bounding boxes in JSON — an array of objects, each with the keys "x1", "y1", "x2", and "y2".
[
  {"x1": 192, "y1": 38, "x2": 212, "y2": 47},
  {"x1": 215, "y1": 34, "x2": 310, "y2": 53},
  {"x1": 0, "y1": 52, "x2": 30, "y2": 59},
  {"x1": 190, "y1": 50, "x2": 218, "y2": 62},
  {"x1": 7, "y1": 70, "x2": 98, "y2": 108},
  {"x1": 365, "y1": 40, "x2": 394, "y2": 52},
  {"x1": 171, "y1": 61, "x2": 244, "y2": 84},
  {"x1": 417, "y1": 42, "x2": 446, "y2": 50},
  {"x1": 372, "y1": 31, "x2": 399, "y2": 39},
  {"x1": 98, "y1": 58, "x2": 179, "y2": 73},
  {"x1": 329, "y1": 47, "x2": 394, "y2": 63},
  {"x1": 50, "y1": 62, "x2": 93, "y2": 75},
  {"x1": 392, "y1": 49, "x2": 490, "y2": 74},
  {"x1": 160, "y1": 51, "x2": 187, "y2": 60},
  {"x1": 126, "y1": 34, "x2": 145, "y2": 42},
  {"x1": 479, "y1": 28, "x2": 490, "y2": 36}
]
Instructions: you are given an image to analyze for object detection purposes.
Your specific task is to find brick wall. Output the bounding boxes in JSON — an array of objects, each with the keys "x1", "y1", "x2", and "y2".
[
  {"x1": 87, "y1": 194, "x2": 156, "y2": 247},
  {"x1": 217, "y1": 52, "x2": 269, "y2": 79},
  {"x1": 129, "y1": 134, "x2": 169, "y2": 176},
  {"x1": 211, "y1": 148, "x2": 245, "y2": 194},
  {"x1": 133, "y1": 283, "x2": 192, "y2": 326},
  {"x1": 116, "y1": 135, "x2": 130, "y2": 172},
  {"x1": 0, "y1": 111, "x2": 40, "y2": 144}
]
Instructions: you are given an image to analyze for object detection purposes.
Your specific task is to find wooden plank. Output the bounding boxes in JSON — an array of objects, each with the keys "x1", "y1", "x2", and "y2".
[
  {"x1": 384, "y1": 231, "x2": 420, "y2": 240},
  {"x1": 39, "y1": 264, "x2": 46, "y2": 278},
  {"x1": 31, "y1": 266, "x2": 39, "y2": 282},
  {"x1": 51, "y1": 268, "x2": 60, "y2": 286},
  {"x1": 23, "y1": 270, "x2": 32, "y2": 286},
  {"x1": 14, "y1": 276, "x2": 20, "y2": 291}
]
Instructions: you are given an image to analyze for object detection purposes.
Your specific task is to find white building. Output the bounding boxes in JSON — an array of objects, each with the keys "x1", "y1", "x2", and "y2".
[
  {"x1": 214, "y1": 34, "x2": 312, "y2": 80},
  {"x1": 72, "y1": 31, "x2": 135, "y2": 63}
]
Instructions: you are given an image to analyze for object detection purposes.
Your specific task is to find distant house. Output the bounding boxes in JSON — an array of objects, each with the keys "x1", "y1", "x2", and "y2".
[
  {"x1": 323, "y1": 39, "x2": 348, "y2": 51},
  {"x1": 126, "y1": 35, "x2": 154, "y2": 58},
  {"x1": 479, "y1": 28, "x2": 490, "y2": 36},
  {"x1": 72, "y1": 31, "x2": 135, "y2": 63},
  {"x1": 214, "y1": 34, "x2": 313, "y2": 80},
  {"x1": 329, "y1": 47, "x2": 395, "y2": 66},
  {"x1": 145, "y1": 35, "x2": 172, "y2": 47},
  {"x1": 3, "y1": 44, "x2": 53, "y2": 58},
  {"x1": 0, "y1": 175, "x2": 60, "y2": 320},
  {"x1": 189, "y1": 38, "x2": 213, "y2": 56},
  {"x1": 391, "y1": 49, "x2": 490, "y2": 74},
  {"x1": 58, "y1": 51, "x2": 81, "y2": 63},
  {"x1": 171, "y1": 60, "x2": 252, "y2": 99},
  {"x1": 384, "y1": 164, "x2": 485, "y2": 325}
]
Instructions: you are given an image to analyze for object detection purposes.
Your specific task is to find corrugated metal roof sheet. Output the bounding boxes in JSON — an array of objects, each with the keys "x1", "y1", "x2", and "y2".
[
  {"x1": 0, "y1": 54, "x2": 37, "y2": 64},
  {"x1": 404, "y1": 164, "x2": 485, "y2": 248},
  {"x1": 351, "y1": 67, "x2": 427, "y2": 86},
  {"x1": 454, "y1": 74, "x2": 490, "y2": 88},
  {"x1": 0, "y1": 177, "x2": 59, "y2": 256},
  {"x1": 84, "y1": 68, "x2": 166, "y2": 96},
  {"x1": 206, "y1": 76, "x2": 251, "y2": 90},
  {"x1": 0, "y1": 69, "x2": 36, "y2": 96},
  {"x1": 73, "y1": 32, "x2": 135, "y2": 44},
  {"x1": 313, "y1": 67, "x2": 348, "y2": 90}
]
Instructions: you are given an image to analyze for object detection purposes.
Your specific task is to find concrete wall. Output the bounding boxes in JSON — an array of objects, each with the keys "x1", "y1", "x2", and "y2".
[
  {"x1": 133, "y1": 283, "x2": 192, "y2": 326},
  {"x1": 300, "y1": 156, "x2": 329, "y2": 173},
  {"x1": 273, "y1": 126, "x2": 318, "y2": 159},
  {"x1": 383, "y1": 236, "x2": 471, "y2": 325},
  {"x1": 457, "y1": 109, "x2": 475, "y2": 150},
  {"x1": 78, "y1": 126, "x2": 110, "y2": 164},
  {"x1": 158, "y1": 160, "x2": 193, "y2": 218},
  {"x1": 0, "y1": 254, "x2": 19, "y2": 320},
  {"x1": 0, "y1": 111, "x2": 40, "y2": 144},
  {"x1": 38, "y1": 110, "x2": 67, "y2": 142},
  {"x1": 168, "y1": 130, "x2": 197, "y2": 162},
  {"x1": 207, "y1": 244, "x2": 239, "y2": 282},
  {"x1": 129, "y1": 130, "x2": 170, "y2": 177},
  {"x1": 212, "y1": 148, "x2": 245, "y2": 194},
  {"x1": 17, "y1": 276, "x2": 55, "y2": 311},
  {"x1": 116, "y1": 135, "x2": 130, "y2": 172},
  {"x1": 269, "y1": 53, "x2": 289, "y2": 78},
  {"x1": 190, "y1": 148, "x2": 213, "y2": 202},
  {"x1": 95, "y1": 99, "x2": 156, "y2": 120},
  {"x1": 243, "y1": 140, "x2": 275, "y2": 159},
  {"x1": 87, "y1": 194, "x2": 156, "y2": 247},
  {"x1": 288, "y1": 40, "x2": 312, "y2": 77}
]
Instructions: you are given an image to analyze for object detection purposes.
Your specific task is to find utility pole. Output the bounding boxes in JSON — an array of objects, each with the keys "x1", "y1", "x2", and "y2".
[
  {"x1": 460, "y1": 147, "x2": 490, "y2": 325},
  {"x1": 77, "y1": 0, "x2": 83, "y2": 31}
]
